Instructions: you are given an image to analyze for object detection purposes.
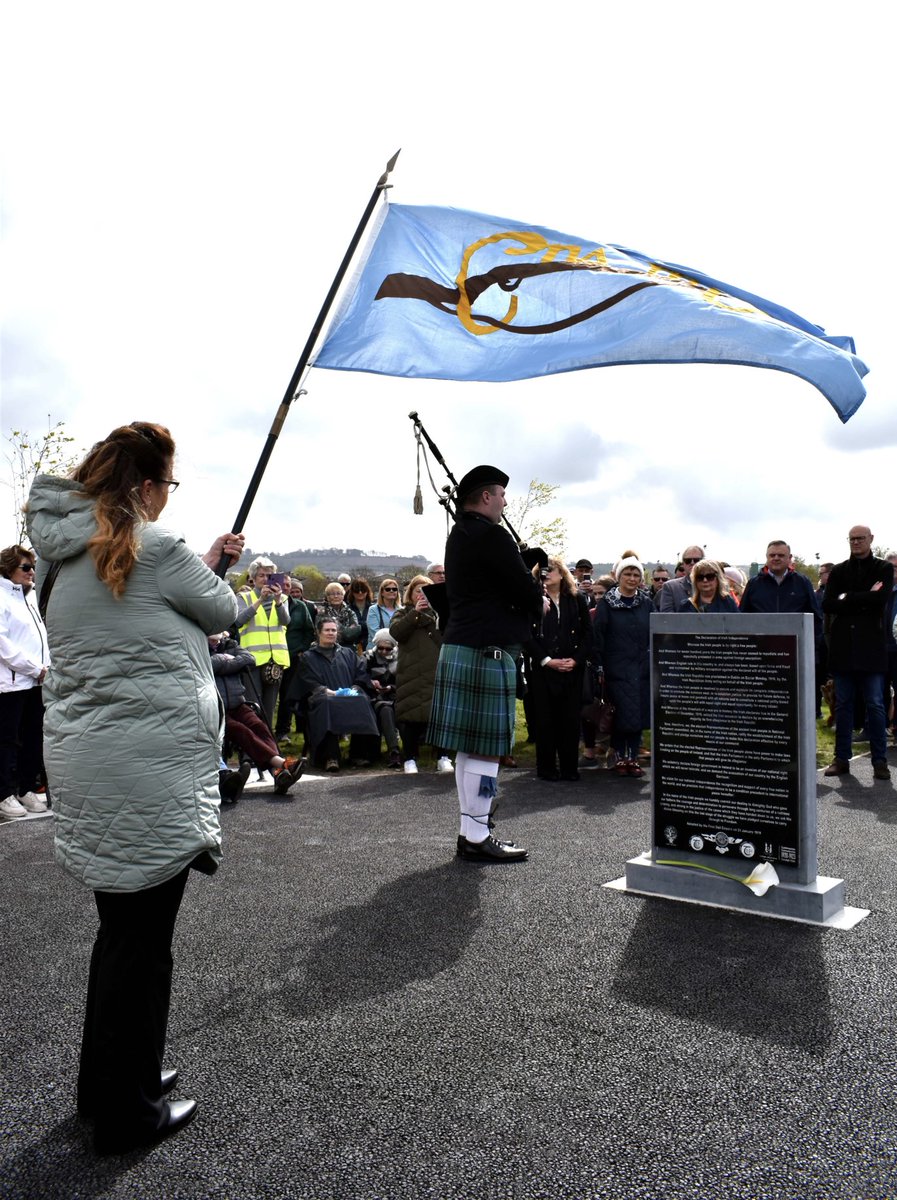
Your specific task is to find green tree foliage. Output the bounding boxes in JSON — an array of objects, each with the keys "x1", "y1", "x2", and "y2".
[
  {"x1": 504, "y1": 478, "x2": 567, "y2": 557},
  {"x1": 4, "y1": 418, "x2": 81, "y2": 546},
  {"x1": 291, "y1": 564, "x2": 328, "y2": 599},
  {"x1": 790, "y1": 554, "x2": 817, "y2": 585}
]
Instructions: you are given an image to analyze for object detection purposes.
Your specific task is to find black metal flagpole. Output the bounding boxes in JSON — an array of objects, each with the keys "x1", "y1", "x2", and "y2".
[{"x1": 215, "y1": 149, "x2": 401, "y2": 575}]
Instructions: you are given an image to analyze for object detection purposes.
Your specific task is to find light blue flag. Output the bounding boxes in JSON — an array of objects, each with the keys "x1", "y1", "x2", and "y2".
[{"x1": 315, "y1": 204, "x2": 868, "y2": 422}]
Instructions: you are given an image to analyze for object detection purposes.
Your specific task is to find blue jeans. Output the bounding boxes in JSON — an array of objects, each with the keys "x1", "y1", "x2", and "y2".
[{"x1": 833, "y1": 671, "x2": 887, "y2": 762}]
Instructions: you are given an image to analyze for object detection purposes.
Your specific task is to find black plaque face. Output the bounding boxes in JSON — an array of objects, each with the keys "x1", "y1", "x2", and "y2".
[{"x1": 653, "y1": 630, "x2": 800, "y2": 867}]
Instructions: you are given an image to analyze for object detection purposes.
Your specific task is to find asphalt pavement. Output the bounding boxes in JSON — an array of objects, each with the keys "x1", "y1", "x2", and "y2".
[{"x1": 2, "y1": 750, "x2": 896, "y2": 1200}]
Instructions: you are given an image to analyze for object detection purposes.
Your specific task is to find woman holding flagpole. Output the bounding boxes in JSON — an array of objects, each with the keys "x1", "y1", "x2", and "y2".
[{"x1": 27, "y1": 421, "x2": 242, "y2": 1155}]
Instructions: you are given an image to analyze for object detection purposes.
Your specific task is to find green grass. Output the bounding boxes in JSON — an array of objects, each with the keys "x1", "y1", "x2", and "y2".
[
  {"x1": 815, "y1": 717, "x2": 871, "y2": 767},
  {"x1": 270, "y1": 702, "x2": 857, "y2": 772}
]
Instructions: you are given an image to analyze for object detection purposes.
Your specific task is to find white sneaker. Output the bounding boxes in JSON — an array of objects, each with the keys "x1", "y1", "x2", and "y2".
[
  {"x1": 18, "y1": 791, "x2": 49, "y2": 813},
  {"x1": 403, "y1": 759, "x2": 418, "y2": 774},
  {"x1": 436, "y1": 756, "x2": 454, "y2": 773},
  {"x1": 0, "y1": 796, "x2": 28, "y2": 820}
]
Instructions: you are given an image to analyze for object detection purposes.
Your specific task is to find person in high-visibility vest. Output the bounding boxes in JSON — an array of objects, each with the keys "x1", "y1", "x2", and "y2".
[{"x1": 235, "y1": 556, "x2": 290, "y2": 729}]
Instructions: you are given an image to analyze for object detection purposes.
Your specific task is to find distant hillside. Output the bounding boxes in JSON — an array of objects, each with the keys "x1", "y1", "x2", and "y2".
[
  {"x1": 576, "y1": 562, "x2": 672, "y2": 576},
  {"x1": 233, "y1": 548, "x2": 430, "y2": 577},
  {"x1": 228, "y1": 550, "x2": 687, "y2": 585}
]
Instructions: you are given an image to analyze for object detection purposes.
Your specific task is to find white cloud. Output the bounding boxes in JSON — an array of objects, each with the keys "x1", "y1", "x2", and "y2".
[{"x1": 1, "y1": 3, "x2": 892, "y2": 572}]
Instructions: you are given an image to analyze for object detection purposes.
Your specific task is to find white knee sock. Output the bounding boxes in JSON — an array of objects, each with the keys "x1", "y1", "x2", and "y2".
[{"x1": 456, "y1": 754, "x2": 500, "y2": 842}]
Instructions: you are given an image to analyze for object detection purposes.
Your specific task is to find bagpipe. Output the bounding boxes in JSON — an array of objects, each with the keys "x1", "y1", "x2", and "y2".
[
  {"x1": 408, "y1": 410, "x2": 548, "y2": 624},
  {"x1": 408, "y1": 410, "x2": 548, "y2": 572}
]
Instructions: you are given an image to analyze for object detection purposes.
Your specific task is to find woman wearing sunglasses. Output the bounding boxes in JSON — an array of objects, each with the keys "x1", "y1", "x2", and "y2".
[
  {"x1": 680, "y1": 559, "x2": 738, "y2": 613},
  {"x1": 367, "y1": 578, "x2": 401, "y2": 642},
  {"x1": 0, "y1": 545, "x2": 51, "y2": 819},
  {"x1": 346, "y1": 578, "x2": 374, "y2": 650}
]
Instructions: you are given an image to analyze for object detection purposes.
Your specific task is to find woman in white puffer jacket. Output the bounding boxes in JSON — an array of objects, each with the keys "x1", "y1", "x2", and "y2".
[{"x1": 0, "y1": 543, "x2": 51, "y2": 819}]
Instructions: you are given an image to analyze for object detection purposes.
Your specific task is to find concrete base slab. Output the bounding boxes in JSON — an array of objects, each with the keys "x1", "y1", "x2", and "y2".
[{"x1": 607, "y1": 852, "x2": 869, "y2": 928}]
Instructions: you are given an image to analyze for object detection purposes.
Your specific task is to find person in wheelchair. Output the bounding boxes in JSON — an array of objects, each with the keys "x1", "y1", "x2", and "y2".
[{"x1": 209, "y1": 633, "x2": 303, "y2": 795}]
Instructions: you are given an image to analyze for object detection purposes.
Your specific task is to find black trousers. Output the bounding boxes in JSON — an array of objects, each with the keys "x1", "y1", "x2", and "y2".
[
  {"x1": 0, "y1": 687, "x2": 45, "y2": 801},
  {"x1": 252, "y1": 667, "x2": 280, "y2": 730},
  {"x1": 274, "y1": 662, "x2": 300, "y2": 737},
  {"x1": 399, "y1": 720, "x2": 449, "y2": 763},
  {"x1": 373, "y1": 700, "x2": 400, "y2": 753},
  {"x1": 312, "y1": 732, "x2": 380, "y2": 767},
  {"x1": 78, "y1": 867, "x2": 190, "y2": 1149},
  {"x1": 529, "y1": 666, "x2": 583, "y2": 777}
]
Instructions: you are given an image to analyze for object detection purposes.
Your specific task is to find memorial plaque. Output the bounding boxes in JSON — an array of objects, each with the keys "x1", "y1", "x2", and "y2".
[{"x1": 653, "y1": 624, "x2": 802, "y2": 868}]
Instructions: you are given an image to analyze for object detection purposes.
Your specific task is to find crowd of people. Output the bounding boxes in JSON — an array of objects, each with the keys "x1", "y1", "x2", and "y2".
[
  {"x1": 7, "y1": 532, "x2": 897, "y2": 817},
  {"x1": 199, "y1": 535, "x2": 895, "y2": 787},
  {"x1": 4, "y1": 421, "x2": 896, "y2": 1156}
]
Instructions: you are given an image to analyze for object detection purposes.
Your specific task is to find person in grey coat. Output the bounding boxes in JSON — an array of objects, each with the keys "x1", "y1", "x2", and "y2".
[
  {"x1": 655, "y1": 543, "x2": 705, "y2": 611},
  {"x1": 27, "y1": 421, "x2": 243, "y2": 1156}
]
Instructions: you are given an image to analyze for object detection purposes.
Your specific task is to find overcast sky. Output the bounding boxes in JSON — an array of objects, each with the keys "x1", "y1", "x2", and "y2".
[{"x1": 2, "y1": 3, "x2": 893, "y2": 569}]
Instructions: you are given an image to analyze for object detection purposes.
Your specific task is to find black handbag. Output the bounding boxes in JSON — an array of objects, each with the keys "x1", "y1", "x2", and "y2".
[{"x1": 583, "y1": 671, "x2": 615, "y2": 735}]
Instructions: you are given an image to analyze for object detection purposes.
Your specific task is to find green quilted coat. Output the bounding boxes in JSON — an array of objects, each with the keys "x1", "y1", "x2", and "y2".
[{"x1": 27, "y1": 475, "x2": 238, "y2": 892}]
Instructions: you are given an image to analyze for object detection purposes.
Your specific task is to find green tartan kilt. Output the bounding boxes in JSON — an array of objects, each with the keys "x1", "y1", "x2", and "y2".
[{"x1": 426, "y1": 643, "x2": 517, "y2": 757}]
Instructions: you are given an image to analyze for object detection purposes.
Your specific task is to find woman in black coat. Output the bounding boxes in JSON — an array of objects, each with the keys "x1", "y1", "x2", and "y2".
[
  {"x1": 347, "y1": 578, "x2": 374, "y2": 651},
  {"x1": 290, "y1": 617, "x2": 379, "y2": 772},
  {"x1": 527, "y1": 557, "x2": 593, "y2": 782},
  {"x1": 592, "y1": 557, "x2": 652, "y2": 778}
]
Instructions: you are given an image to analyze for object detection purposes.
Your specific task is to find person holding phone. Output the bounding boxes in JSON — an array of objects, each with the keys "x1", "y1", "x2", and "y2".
[
  {"x1": 390, "y1": 574, "x2": 453, "y2": 774},
  {"x1": 235, "y1": 557, "x2": 290, "y2": 728}
]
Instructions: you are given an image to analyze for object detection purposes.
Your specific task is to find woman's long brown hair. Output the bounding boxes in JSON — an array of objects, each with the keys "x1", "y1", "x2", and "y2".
[{"x1": 71, "y1": 422, "x2": 175, "y2": 598}]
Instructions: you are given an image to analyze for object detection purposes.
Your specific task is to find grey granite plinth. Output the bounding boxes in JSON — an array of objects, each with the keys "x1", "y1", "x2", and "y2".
[{"x1": 613, "y1": 852, "x2": 867, "y2": 928}]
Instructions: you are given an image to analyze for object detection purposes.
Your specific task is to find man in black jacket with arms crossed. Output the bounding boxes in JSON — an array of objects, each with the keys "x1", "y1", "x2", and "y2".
[{"x1": 822, "y1": 525, "x2": 893, "y2": 780}]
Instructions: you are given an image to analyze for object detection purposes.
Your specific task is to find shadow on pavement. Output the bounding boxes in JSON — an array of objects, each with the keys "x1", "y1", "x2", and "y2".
[
  {"x1": 273, "y1": 861, "x2": 483, "y2": 1019},
  {"x1": 0, "y1": 1115, "x2": 146, "y2": 1200},
  {"x1": 821, "y1": 773, "x2": 897, "y2": 824},
  {"x1": 611, "y1": 900, "x2": 833, "y2": 1053}
]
